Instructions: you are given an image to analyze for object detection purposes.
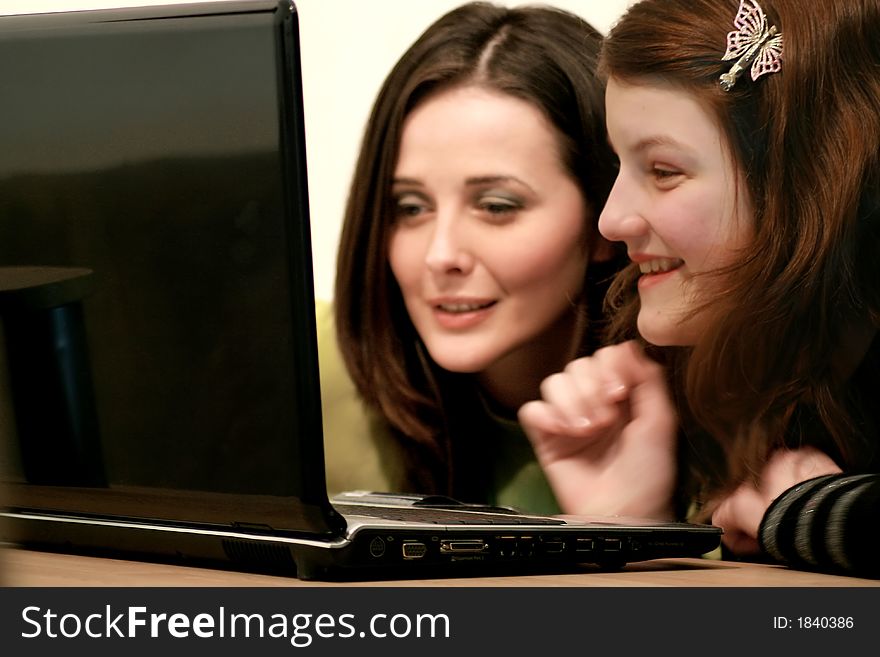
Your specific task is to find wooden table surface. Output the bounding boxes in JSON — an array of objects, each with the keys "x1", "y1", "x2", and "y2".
[{"x1": 4, "y1": 547, "x2": 878, "y2": 587}]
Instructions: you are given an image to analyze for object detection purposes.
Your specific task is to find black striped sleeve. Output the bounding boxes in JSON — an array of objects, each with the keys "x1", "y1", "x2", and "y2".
[{"x1": 758, "y1": 473, "x2": 880, "y2": 578}]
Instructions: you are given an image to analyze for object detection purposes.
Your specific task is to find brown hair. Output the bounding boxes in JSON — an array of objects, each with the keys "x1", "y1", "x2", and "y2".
[
  {"x1": 601, "y1": 0, "x2": 880, "y2": 516},
  {"x1": 334, "y1": 2, "x2": 618, "y2": 496}
]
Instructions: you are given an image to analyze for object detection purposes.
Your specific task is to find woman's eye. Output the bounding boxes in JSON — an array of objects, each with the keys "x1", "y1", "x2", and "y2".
[
  {"x1": 393, "y1": 194, "x2": 431, "y2": 223},
  {"x1": 395, "y1": 203, "x2": 423, "y2": 217},
  {"x1": 481, "y1": 201, "x2": 517, "y2": 214},
  {"x1": 476, "y1": 195, "x2": 522, "y2": 221}
]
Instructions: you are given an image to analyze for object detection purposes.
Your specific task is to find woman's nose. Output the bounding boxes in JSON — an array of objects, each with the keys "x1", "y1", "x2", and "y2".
[{"x1": 424, "y1": 215, "x2": 475, "y2": 275}]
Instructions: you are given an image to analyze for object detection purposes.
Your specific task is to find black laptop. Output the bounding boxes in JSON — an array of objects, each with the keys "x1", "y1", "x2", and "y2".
[{"x1": 0, "y1": 0, "x2": 721, "y2": 580}]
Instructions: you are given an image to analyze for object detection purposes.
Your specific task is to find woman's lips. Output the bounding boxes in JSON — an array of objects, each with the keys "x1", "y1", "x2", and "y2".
[{"x1": 430, "y1": 299, "x2": 497, "y2": 329}]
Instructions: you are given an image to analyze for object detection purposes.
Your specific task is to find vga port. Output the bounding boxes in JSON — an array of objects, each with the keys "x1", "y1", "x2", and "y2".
[{"x1": 402, "y1": 541, "x2": 427, "y2": 559}]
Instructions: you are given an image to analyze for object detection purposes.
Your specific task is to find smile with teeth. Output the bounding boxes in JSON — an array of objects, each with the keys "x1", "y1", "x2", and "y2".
[
  {"x1": 436, "y1": 300, "x2": 496, "y2": 313},
  {"x1": 638, "y1": 257, "x2": 684, "y2": 275}
]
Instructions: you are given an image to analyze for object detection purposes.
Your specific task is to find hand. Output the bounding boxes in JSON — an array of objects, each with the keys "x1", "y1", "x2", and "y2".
[
  {"x1": 518, "y1": 341, "x2": 678, "y2": 519},
  {"x1": 712, "y1": 447, "x2": 843, "y2": 555}
]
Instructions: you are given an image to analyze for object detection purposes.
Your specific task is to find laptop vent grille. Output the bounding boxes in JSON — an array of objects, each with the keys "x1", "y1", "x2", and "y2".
[{"x1": 221, "y1": 539, "x2": 297, "y2": 573}]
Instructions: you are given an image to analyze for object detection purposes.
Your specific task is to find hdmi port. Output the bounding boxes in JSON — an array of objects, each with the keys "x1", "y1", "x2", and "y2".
[
  {"x1": 402, "y1": 541, "x2": 427, "y2": 559},
  {"x1": 440, "y1": 540, "x2": 488, "y2": 554}
]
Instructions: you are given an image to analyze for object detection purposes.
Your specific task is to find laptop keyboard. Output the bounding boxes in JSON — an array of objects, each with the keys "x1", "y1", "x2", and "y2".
[{"x1": 337, "y1": 503, "x2": 565, "y2": 525}]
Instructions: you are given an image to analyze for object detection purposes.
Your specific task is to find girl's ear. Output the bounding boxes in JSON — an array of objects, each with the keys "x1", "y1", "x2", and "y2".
[{"x1": 590, "y1": 235, "x2": 618, "y2": 263}]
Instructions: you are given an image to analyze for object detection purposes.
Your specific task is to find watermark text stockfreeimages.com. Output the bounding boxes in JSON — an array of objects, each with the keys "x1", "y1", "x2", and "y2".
[{"x1": 21, "y1": 605, "x2": 451, "y2": 647}]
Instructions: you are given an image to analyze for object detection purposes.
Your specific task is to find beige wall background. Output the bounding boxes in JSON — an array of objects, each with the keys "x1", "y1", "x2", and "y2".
[{"x1": 2, "y1": 0, "x2": 634, "y2": 300}]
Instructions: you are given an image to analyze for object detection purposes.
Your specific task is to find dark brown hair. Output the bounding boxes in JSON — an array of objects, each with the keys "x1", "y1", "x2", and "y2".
[
  {"x1": 601, "y1": 0, "x2": 880, "y2": 516},
  {"x1": 334, "y1": 2, "x2": 618, "y2": 496}
]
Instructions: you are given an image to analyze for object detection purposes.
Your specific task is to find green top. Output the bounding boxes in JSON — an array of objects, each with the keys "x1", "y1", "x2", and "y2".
[{"x1": 316, "y1": 300, "x2": 561, "y2": 516}]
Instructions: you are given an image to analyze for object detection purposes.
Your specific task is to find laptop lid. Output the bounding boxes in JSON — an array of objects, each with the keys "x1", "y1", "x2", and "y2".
[{"x1": 0, "y1": 0, "x2": 345, "y2": 541}]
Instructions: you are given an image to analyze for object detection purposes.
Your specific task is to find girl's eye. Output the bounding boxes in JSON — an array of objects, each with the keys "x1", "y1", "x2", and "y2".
[{"x1": 651, "y1": 166, "x2": 684, "y2": 188}]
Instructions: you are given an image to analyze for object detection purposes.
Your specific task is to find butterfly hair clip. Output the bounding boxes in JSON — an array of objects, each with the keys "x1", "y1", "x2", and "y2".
[{"x1": 719, "y1": 0, "x2": 783, "y2": 92}]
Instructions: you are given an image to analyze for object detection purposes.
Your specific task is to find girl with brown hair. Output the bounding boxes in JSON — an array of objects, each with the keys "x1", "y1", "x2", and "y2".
[
  {"x1": 321, "y1": 2, "x2": 622, "y2": 513},
  {"x1": 521, "y1": 0, "x2": 880, "y2": 575}
]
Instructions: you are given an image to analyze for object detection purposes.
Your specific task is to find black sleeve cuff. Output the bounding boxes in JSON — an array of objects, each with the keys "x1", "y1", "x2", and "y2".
[{"x1": 758, "y1": 473, "x2": 880, "y2": 578}]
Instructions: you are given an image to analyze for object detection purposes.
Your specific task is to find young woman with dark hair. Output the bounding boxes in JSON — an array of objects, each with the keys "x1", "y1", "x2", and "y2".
[
  {"x1": 520, "y1": 0, "x2": 880, "y2": 575},
  {"x1": 321, "y1": 2, "x2": 622, "y2": 513}
]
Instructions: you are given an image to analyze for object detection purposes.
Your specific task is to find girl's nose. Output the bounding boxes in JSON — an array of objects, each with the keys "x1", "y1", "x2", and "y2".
[{"x1": 597, "y1": 174, "x2": 650, "y2": 243}]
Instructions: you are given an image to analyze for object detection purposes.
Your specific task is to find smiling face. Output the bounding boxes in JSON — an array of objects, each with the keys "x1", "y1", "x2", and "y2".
[
  {"x1": 388, "y1": 85, "x2": 592, "y2": 394},
  {"x1": 598, "y1": 77, "x2": 753, "y2": 346}
]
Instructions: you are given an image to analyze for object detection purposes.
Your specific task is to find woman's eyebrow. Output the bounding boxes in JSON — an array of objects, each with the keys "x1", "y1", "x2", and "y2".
[
  {"x1": 391, "y1": 177, "x2": 423, "y2": 187},
  {"x1": 465, "y1": 175, "x2": 535, "y2": 193}
]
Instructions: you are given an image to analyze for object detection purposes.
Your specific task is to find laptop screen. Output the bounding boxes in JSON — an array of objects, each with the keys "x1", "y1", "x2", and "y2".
[{"x1": 0, "y1": 1, "x2": 334, "y2": 534}]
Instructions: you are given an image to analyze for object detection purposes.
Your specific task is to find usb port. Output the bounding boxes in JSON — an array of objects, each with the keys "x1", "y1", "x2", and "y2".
[
  {"x1": 575, "y1": 538, "x2": 595, "y2": 552},
  {"x1": 603, "y1": 538, "x2": 622, "y2": 552},
  {"x1": 542, "y1": 538, "x2": 565, "y2": 554}
]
